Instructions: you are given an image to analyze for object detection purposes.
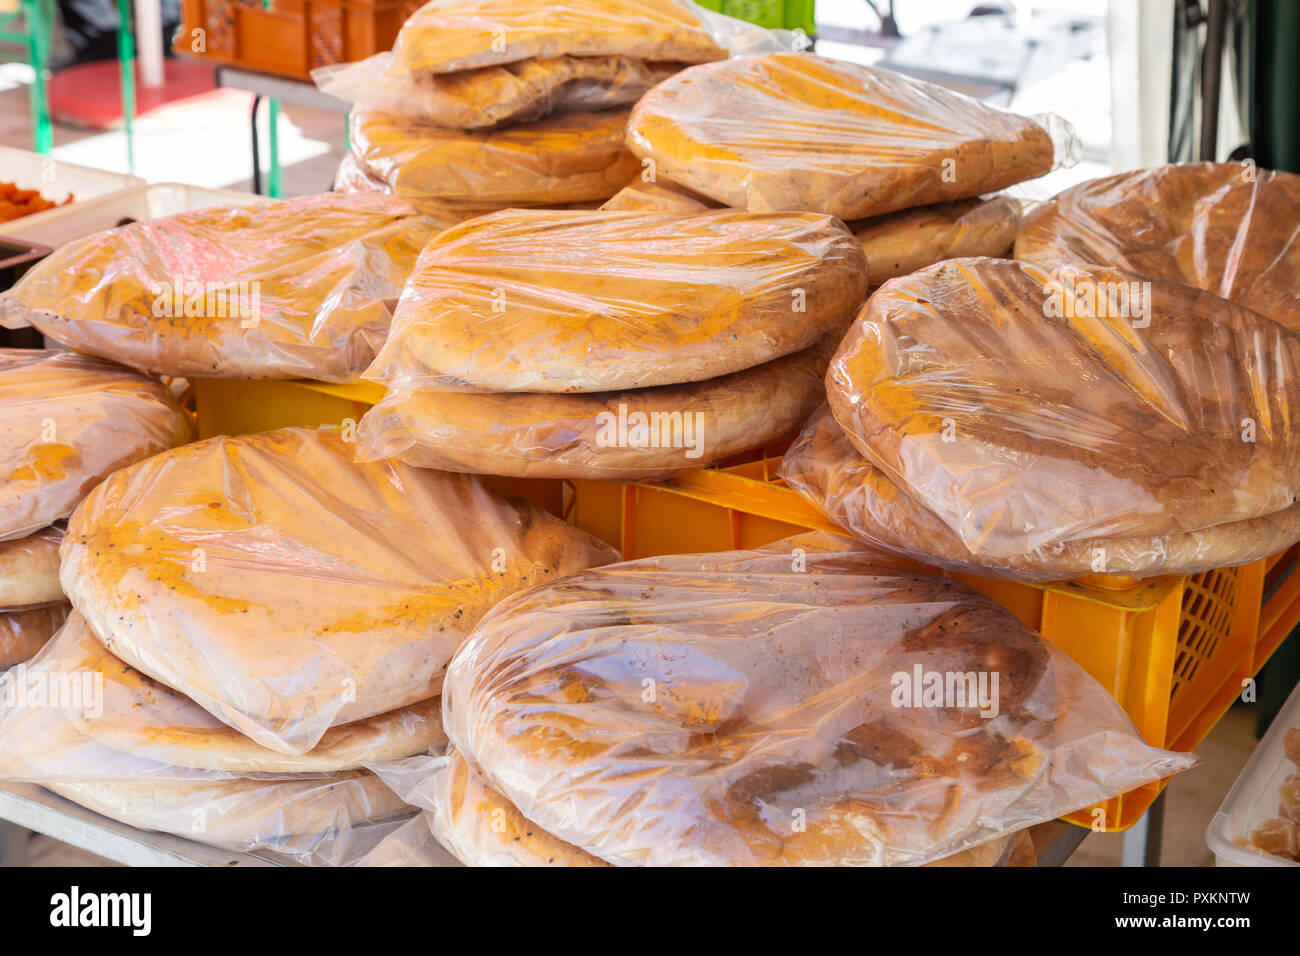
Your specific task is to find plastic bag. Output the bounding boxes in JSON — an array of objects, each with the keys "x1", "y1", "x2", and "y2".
[
  {"x1": 599, "y1": 174, "x2": 721, "y2": 212},
  {"x1": 59, "y1": 426, "x2": 618, "y2": 755},
  {"x1": 853, "y1": 195, "x2": 1024, "y2": 287},
  {"x1": 627, "y1": 53, "x2": 1068, "y2": 220},
  {"x1": 363, "y1": 208, "x2": 867, "y2": 393},
  {"x1": 442, "y1": 532, "x2": 1194, "y2": 866},
  {"x1": 0, "y1": 193, "x2": 444, "y2": 382},
  {"x1": 384, "y1": 0, "x2": 728, "y2": 76},
  {"x1": 316, "y1": 52, "x2": 684, "y2": 130},
  {"x1": 1014, "y1": 162, "x2": 1300, "y2": 331},
  {"x1": 827, "y1": 257, "x2": 1300, "y2": 558},
  {"x1": 781, "y1": 405, "x2": 1300, "y2": 581},
  {"x1": 344, "y1": 107, "x2": 638, "y2": 212},
  {"x1": 0, "y1": 602, "x2": 68, "y2": 669},
  {"x1": 0, "y1": 350, "x2": 191, "y2": 541},
  {"x1": 354, "y1": 811, "x2": 463, "y2": 866},
  {"x1": 0, "y1": 611, "x2": 445, "y2": 779},
  {"x1": 355, "y1": 334, "x2": 834, "y2": 479},
  {"x1": 0, "y1": 524, "x2": 63, "y2": 607}
]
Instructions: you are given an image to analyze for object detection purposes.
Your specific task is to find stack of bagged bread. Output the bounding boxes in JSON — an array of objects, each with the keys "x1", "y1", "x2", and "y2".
[
  {"x1": 354, "y1": 206, "x2": 867, "y2": 478},
  {"x1": 0, "y1": 425, "x2": 617, "y2": 862},
  {"x1": 0, "y1": 192, "x2": 443, "y2": 383},
  {"x1": 321, "y1": 0, "x2": 786, "y2": 217},
  {"x1": 781, "y1": 256, "x2": 1300, "y2": 581},
  {"x1": 617, "y1": 51, "x2": 1062, "y2": 284},
  {"x1": 0, "y1": 350, "x2": 190, "y2": 669},
  {"x1": 367, "y1": 533, "x2": 1193, "y2": 866}
]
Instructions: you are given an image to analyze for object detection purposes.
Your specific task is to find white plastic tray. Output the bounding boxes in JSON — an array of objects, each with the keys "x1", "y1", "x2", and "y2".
[
  {"x1": 2, "y1": 182, "x2": 257, "y2": 248},
  {"x1": 0, "y1": 144, "x2": 142, "y2": 210},
  {"x1": 1206, "y1": 680, "x2": 1300, "y2": 866}
]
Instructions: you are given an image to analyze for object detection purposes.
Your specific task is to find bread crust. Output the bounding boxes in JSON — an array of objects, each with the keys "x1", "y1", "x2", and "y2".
[
  {"x1": 0, "y1": 525, "x2": 63, "y2": 608},
  {"x1": 0, "y1": 602, "x2": 68, "y2": 669},
  {"x1": 854, "y1": 196, "x2": 1023, "y2": 286}
]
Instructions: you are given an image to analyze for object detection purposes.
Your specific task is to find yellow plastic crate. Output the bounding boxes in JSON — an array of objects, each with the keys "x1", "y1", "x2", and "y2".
[
  {"x1": 570, "y1": 453, "x2": 1300, "y2": 831},
  {"x1": 193, "y1": 379, "x2": 1300, "y2": 830}
]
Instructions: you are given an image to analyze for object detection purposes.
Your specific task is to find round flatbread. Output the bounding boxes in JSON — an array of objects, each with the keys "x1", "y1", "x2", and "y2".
[
  {"x1": 0, "y1": 195, "x2": 441, "y2": 382},
  {"x1": 854, "y1": 196, "x2": 1023, "y2": 286},
  {"x1": 349, "y1": 108, "x2": 638, "y2": 212},
  {"x1": 828, "y1": 257, "x2": 1300, "y2": 557},
  {"x1": 0, "y1": 349, "x2": 191, "y2": 541},
  {"x1": 356, "y1": 336, "x2": 834, "y2": 479},
  {"x1": 0, "y1": 602, "x2": 69, "y2": 669},
  {"x1": 48, "y1": 770, "x2": 407, "y2": 863},
  {"x1": 365, "y1": 208, "x2": 866, "y2": 393},
  {"x1": 599, "y1": 175, "x2": 721, "y2": 212},
  {"x1": 387, "y1": 0, "x2": 726, "y2": 75},
  {"x1": 781, "y1": 405, "x2": 1300, "y2": 581},
  {"x1": 60, "y1": 427, "x2": 618, "y2": 755},
  {"x1": 627, "y1": 53, "x2": 1055, "y2": 220},
  {"x1": 0, "y1": 525, "x2": 63, "y2": 608},
  {"x1": 443, "y1": 533, "x2": 1193, "y2": 866},
  {"x1": 1014, "y1": 162, "x2": 1300, "y2": 331},
  {"x1": 38, "y1": 611, "x2": 444, "y2": 773}
]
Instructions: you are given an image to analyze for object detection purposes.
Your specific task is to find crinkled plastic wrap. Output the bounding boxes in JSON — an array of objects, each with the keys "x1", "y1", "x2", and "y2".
[
  {"x1": 355, "y1": 336, "x2": 833, "y2": 479},
  {"x1": 0, "y1": 524, "x2": 63, "y2": 607},
  {"x1": 827, "y1": 258, "x2": 1300, "y2": 558},
  {"x1": 344, "y1": 108, "x2": 638, "y2": 212},
  {"x1": 0, "y1": 612, "x2": 444, "y2": 779},
  {"x1": 354, "y1": 811, "x2": 462, "y2": 867},
  {"x1": 781, "y1": 405, "x2": 1300, "y2": 582},
  {"x1": 1014, "y1": 162, "x2": 1300, "y2": 331},
  {"x1": 316, "y1": 52, "x2": 685, "y2": 129},
  {"x1": 0, "y1": 194, "x2": 443, "y2": 382},
  {"x1": 854, "y1": 195, "x2": 1024, "y2": 287},
  {"x1": 599, "y1": 174, "x2": 722, "y2": 212},
  {"x1": 386, "y1": 0, "x2": 728, "y2": 76},
  {"x1": 0, "y1": 350, "x2": 191, "y2": 541},
  {"x1": 626, "y1": 53, "x2": 1065, "y2": 220},
  {"x1": 0, "y1": 602, "x2": 68, "y2": 669},
  {"x1": 59, "y1": 427, "x2": 619, "y2": 755},
  {"x1": 364, "y1": 208, "x2": 867, "y2": 393},
  {"x1": 442, "y1": 533, "x2": 1195, "y2": 866}
]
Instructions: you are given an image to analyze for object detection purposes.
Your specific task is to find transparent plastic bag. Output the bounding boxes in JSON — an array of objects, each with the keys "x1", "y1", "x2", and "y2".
[
  {"x1": 355, "y1": 335, "x2": 834, "y2": 479},
  {"x1": 59, "y1": 426, "x2": 619, "y2": 755},
  {"x1": 364, "y1": 208, "x2": 866, "y2": 393},
  {"x1": 345, "y1": 107, "x2": 637, "y2": 213},
  {"x1": 384, "y1": 0, "x2": 728, "y2": 76},
  {"x1": 0, "y1": 524, "x2": 64, "y2": 607},
  {"x1": 627, "y1": 53, "x2": 1069, "y2": 221},
  {"x1": 828, "y1": 257, "x2": 1300, "y2": 558},
  {"x1": 0, "y1": 611, "x2": 445, "y2": 778},
  {"x1": 442, "y1": 532, "x2": 1196, "y2": 866},
  {"x1": 0, "y1": 602, "x2": 68, "y2": 669},
  {"x1": 599, "y1": 174, "x2": 722, "y2": 212},
  {"x1": 0, "y1": 193, "x2": 444, "y2": 382},
  {"x1": 1015, "y1": 162, "x2": 1300, "y2": 331},
  {"x1": 316, "y1": 52, "x2": 684, "y2": 130},
  {"x1": 781, "y1": 405, "x2": 1300, "y2": 582},
  {"x1": 0, "y1": 350, "x2": 191, "y2": 541}
]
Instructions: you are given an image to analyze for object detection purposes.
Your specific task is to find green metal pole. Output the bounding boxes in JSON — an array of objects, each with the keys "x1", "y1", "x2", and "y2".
[
  {"x1": 116, "y1": 0, "x2": 136, "y2": 175},
  {"x1": 268, "y1": 97, "x2": 282, "y2": 197},
  {"x1": 22, "y1": 0, "x2": 52, "y2": 154}
]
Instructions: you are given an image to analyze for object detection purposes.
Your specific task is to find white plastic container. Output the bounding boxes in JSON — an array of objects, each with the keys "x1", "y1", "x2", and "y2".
[
  {"x1": 1206, "y1": 680, "x2": 1300, "y2": 866},
  {"x1": 0, "y1": 145, "x2": 143, "y2": 211},
  {"x1": 3, "y1": 182, "x2": 257, "y2": 248}
]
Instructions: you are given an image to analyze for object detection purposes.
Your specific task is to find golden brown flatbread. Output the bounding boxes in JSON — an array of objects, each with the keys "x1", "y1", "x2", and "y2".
[
  {"x1": 60, "y1": 427, "x2": 618, "y2": 754},
  {"x1": 627, "y1": 53, "x2": 1055, "y2": 220},
  {"x1": 0, "y1": 602, "x2": 69, "y2": 669},
  {"x1": 442, "y1": 533, "x2": 1194, "y2": 865},
  {"x1": 782, "y1": 405, "x2": 1300, "y2": 581},
  {"x1": 349, "y1": 108, "x2": 638, "y2": 212},
  {"x1": 599, "y1": 175, "x2": 722, "y2": 212},
  {"x1": 1014, "y1": 162, "x2": 1300, "y2": 330},
  {"x1": 0, "y1": 525, "x2": 63, "y2": 608},
  {"x1": 854, "y1": 196, "x2": 1023, "y2": 286},
  {"x1": 365, "y1": 208, "x2": 866, "y2": 393},
  {"x1": 389, "y1": 0, "x2": 726, "y2": 75},
  {"x1": 0, "y1": 195, "x2": 442, "y2": 382},
  {"x1": 828, "y1": 258, "x2": 1300, "y2": 557},
  {"x1": 356, "y1": 336, "x2": 833, "y2": 479},
  {"x1": 0, "y1": 350, "x2": 191, "y2": 540}
]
